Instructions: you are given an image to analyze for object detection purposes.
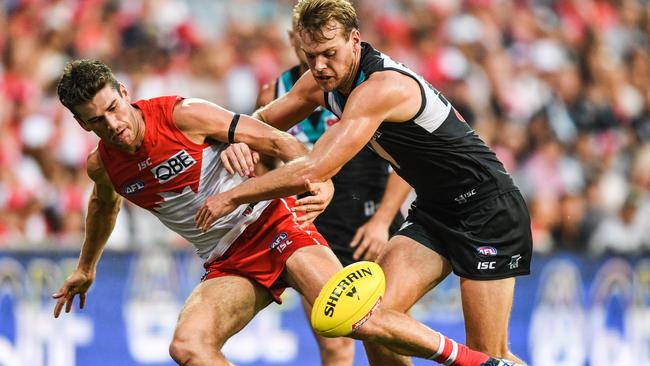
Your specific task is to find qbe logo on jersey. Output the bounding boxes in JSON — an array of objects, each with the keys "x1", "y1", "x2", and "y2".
[{"x1": 152, "y1": 150, "x2": 196, "y2": 184}]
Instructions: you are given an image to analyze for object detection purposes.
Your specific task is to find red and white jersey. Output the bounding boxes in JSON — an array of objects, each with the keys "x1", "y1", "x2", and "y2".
[{"x1": 98, "y1": 96, "x2": 271, "y2": 262}]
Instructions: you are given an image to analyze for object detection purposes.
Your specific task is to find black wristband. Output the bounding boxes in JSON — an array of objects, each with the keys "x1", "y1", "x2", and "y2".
[{"x1": 228, "y1": 113, "x2": 240, "y2": 144}]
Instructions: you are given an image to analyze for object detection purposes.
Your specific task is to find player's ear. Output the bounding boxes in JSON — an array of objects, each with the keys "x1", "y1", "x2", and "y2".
[
  {"x1": 118, "y1": 83, "x2": 130, "y2": 102},
  {"x1": 350, "y1": 29, "x2": 361, "y2": 51}
]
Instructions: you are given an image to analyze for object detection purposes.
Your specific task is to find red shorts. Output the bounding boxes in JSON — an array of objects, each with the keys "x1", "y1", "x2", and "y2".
[{"x1": 202, "y1": 197, "x2": 330, "y2": 303}]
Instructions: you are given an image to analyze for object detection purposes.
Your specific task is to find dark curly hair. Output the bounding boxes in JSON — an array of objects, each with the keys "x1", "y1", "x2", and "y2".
[{"x1": 57, "y1": 59, "x2": 121, "y2": 116}]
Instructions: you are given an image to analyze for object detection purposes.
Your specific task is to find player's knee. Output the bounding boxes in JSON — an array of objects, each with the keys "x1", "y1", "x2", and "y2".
[
  {"x1": 169, "y1": 336, "x2": 195, "y2": 364},
  {"x1": 169, "y1": 332, "x2": 217, "y2": 364},
  {"x1": 318, "y1": 336, "x2": 355, "y2": 363},
  {"x1": 319, "y1": 335, "x2": 355, "y2": 353}
]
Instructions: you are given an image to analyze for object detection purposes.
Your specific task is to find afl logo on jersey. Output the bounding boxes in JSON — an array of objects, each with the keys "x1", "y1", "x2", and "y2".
[
  {"x1": 122, "y1": 180, "x2": 145, "y2": 195},
  {"x1": 152, "y1": 150, "x2": 196, "y2": 184}
]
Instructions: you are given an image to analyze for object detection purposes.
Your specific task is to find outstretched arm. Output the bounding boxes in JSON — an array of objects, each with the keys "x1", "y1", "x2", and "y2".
[
  {"x1": 53, "y1": 151, "x2": 121, "y2": 317},
  {"x1": 194, "y1": 73, "x2": 413, "y2": 228},
  {"x1": 229, "y1": 73, "x2": 409, "y2": 201},
  {"x1": 170, "y1": 97, "x2": 335, "y2": 230},
  {"x1": 253, "y1": 69, "x2": 324, "y2": 131},
  {"x1": 222, "y1": 69, "x2": 329, "y2": 176},
  {"x1": 173, "y1": 98, "x2": 310, "y2": 163}
]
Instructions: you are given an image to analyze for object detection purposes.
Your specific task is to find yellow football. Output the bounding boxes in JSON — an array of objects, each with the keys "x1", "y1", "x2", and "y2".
[{"x1": 310, "y1": 261, "x2": 385, "y2": 337}]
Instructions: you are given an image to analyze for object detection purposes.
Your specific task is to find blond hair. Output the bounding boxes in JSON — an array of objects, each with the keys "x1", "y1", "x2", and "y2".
[{"x1": 293, "y1": 0, "x2": 358, "y2": 42}]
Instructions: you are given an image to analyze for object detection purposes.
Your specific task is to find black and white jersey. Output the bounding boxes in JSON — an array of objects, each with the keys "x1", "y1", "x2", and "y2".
[
  {"x1": 276, "y1": 65, "x2": 403, "y2": 262},
  {"x1": 323, "y1": 42, "x2": 516, "y2": 205}
]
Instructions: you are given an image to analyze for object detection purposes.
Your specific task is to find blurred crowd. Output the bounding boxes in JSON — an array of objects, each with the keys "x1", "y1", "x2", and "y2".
[{"x1": 1, "y1": 0, "x2": 649, "y2": 256}]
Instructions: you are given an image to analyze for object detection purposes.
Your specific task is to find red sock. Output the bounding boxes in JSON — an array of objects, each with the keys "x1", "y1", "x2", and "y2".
[{"x1": 429, "y1": 332, "x2": 490, "y2": 366}]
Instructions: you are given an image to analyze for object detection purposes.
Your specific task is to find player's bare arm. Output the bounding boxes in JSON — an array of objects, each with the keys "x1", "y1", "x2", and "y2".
[
  {"x1": 53, "y1": 149, "x2": 121, "y2": 318},
  {"x1": 174, "y1": 98, "x2": 334, "y2": 231},
  {"x1": 253, "y1": 69, "x2": 324, "y2": 130},
  {"x1": 172, "y1": 98, "x2": 309, "y2": 163},
  {"x1": 195, "y1": 71, "x2": 415, "y2": 227},
  {"x1": 220, "y1": 79, "x2": 284, "y2": 177},
  {"x1": 224, "y1": 70, "x2": 324, "y2": 176},
  {"x1": 239, "y1": 71, "x2": 417, "y2": 196}
]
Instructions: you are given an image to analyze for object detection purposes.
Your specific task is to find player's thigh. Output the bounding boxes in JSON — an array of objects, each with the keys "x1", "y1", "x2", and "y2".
[
  {"x1": 377, "y1": 234, "x2": 452, "y2": 311},
  {"x1": 282, "y1": 245, "x2": 343, "y2": 305},
  {"x1": 174, "y1": 275, "x2": 273, "y2": 348},
  {"x1": 460, "y1": 277, "x2": 516, "y2": 349}
]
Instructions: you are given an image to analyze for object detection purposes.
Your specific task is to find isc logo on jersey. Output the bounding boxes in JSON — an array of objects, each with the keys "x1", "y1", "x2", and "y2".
[{"x1": 151, "y1": 150, "x2": 196, "y2": 184}]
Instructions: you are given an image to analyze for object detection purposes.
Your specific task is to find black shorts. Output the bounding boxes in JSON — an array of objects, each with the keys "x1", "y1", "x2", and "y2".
[{"x1": 395, "y1": 189, "x2": 532, "y2": 280}]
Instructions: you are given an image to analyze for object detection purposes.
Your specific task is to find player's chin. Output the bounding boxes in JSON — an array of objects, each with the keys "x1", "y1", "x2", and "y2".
[{"x1": 316, "y1": 79, "x2": 337, "y2": 92}]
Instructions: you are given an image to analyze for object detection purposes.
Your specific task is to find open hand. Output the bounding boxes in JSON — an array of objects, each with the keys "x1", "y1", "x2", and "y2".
[
  {"x1": 292, "y1": 179, "x2": 334, "y2": 228},
  {"x1": 220, "y1": 143, "x2": 259, "y2": 177},
  {"x1": 52, "y1": 269, "x2": 94, "y2": 318},
  {"x1": 195, "y1": 193, "x2": 238, "y2": 231},
  {"x1": 349, "y1": 218, "x2": 390, "y2": 261}
]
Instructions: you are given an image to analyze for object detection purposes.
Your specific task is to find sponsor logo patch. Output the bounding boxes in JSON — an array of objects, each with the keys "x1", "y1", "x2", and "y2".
[
  {"x1": 270, "y1": 232, "x2": 292, "y2": 253},
  {"x1": 138, "y1": 157, "x2": 152, "y2": 171},
  {"x1": 122, "y1": 180, "x2": 145, "y2": 195},
  {"x1": 477, "y1": 261, "x2": 496, "y2": 270},
  {"x1": 477, "y1": 246, "x2": 498, "y2": 257},
  {"x1": 151, "y1": 150, "x2": 196, "y2": 184},
  {"x1": 509, "y1": 254, "x2": 522, "y2": 270},
  {"x1": 454, "y1": 188, "x2": 476, "y2": 204}
]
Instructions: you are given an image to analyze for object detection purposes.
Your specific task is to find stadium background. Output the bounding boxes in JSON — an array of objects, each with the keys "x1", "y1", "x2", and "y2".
[{"x1": 0, "y1": 0, "x2": 649, "y2": 365}]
